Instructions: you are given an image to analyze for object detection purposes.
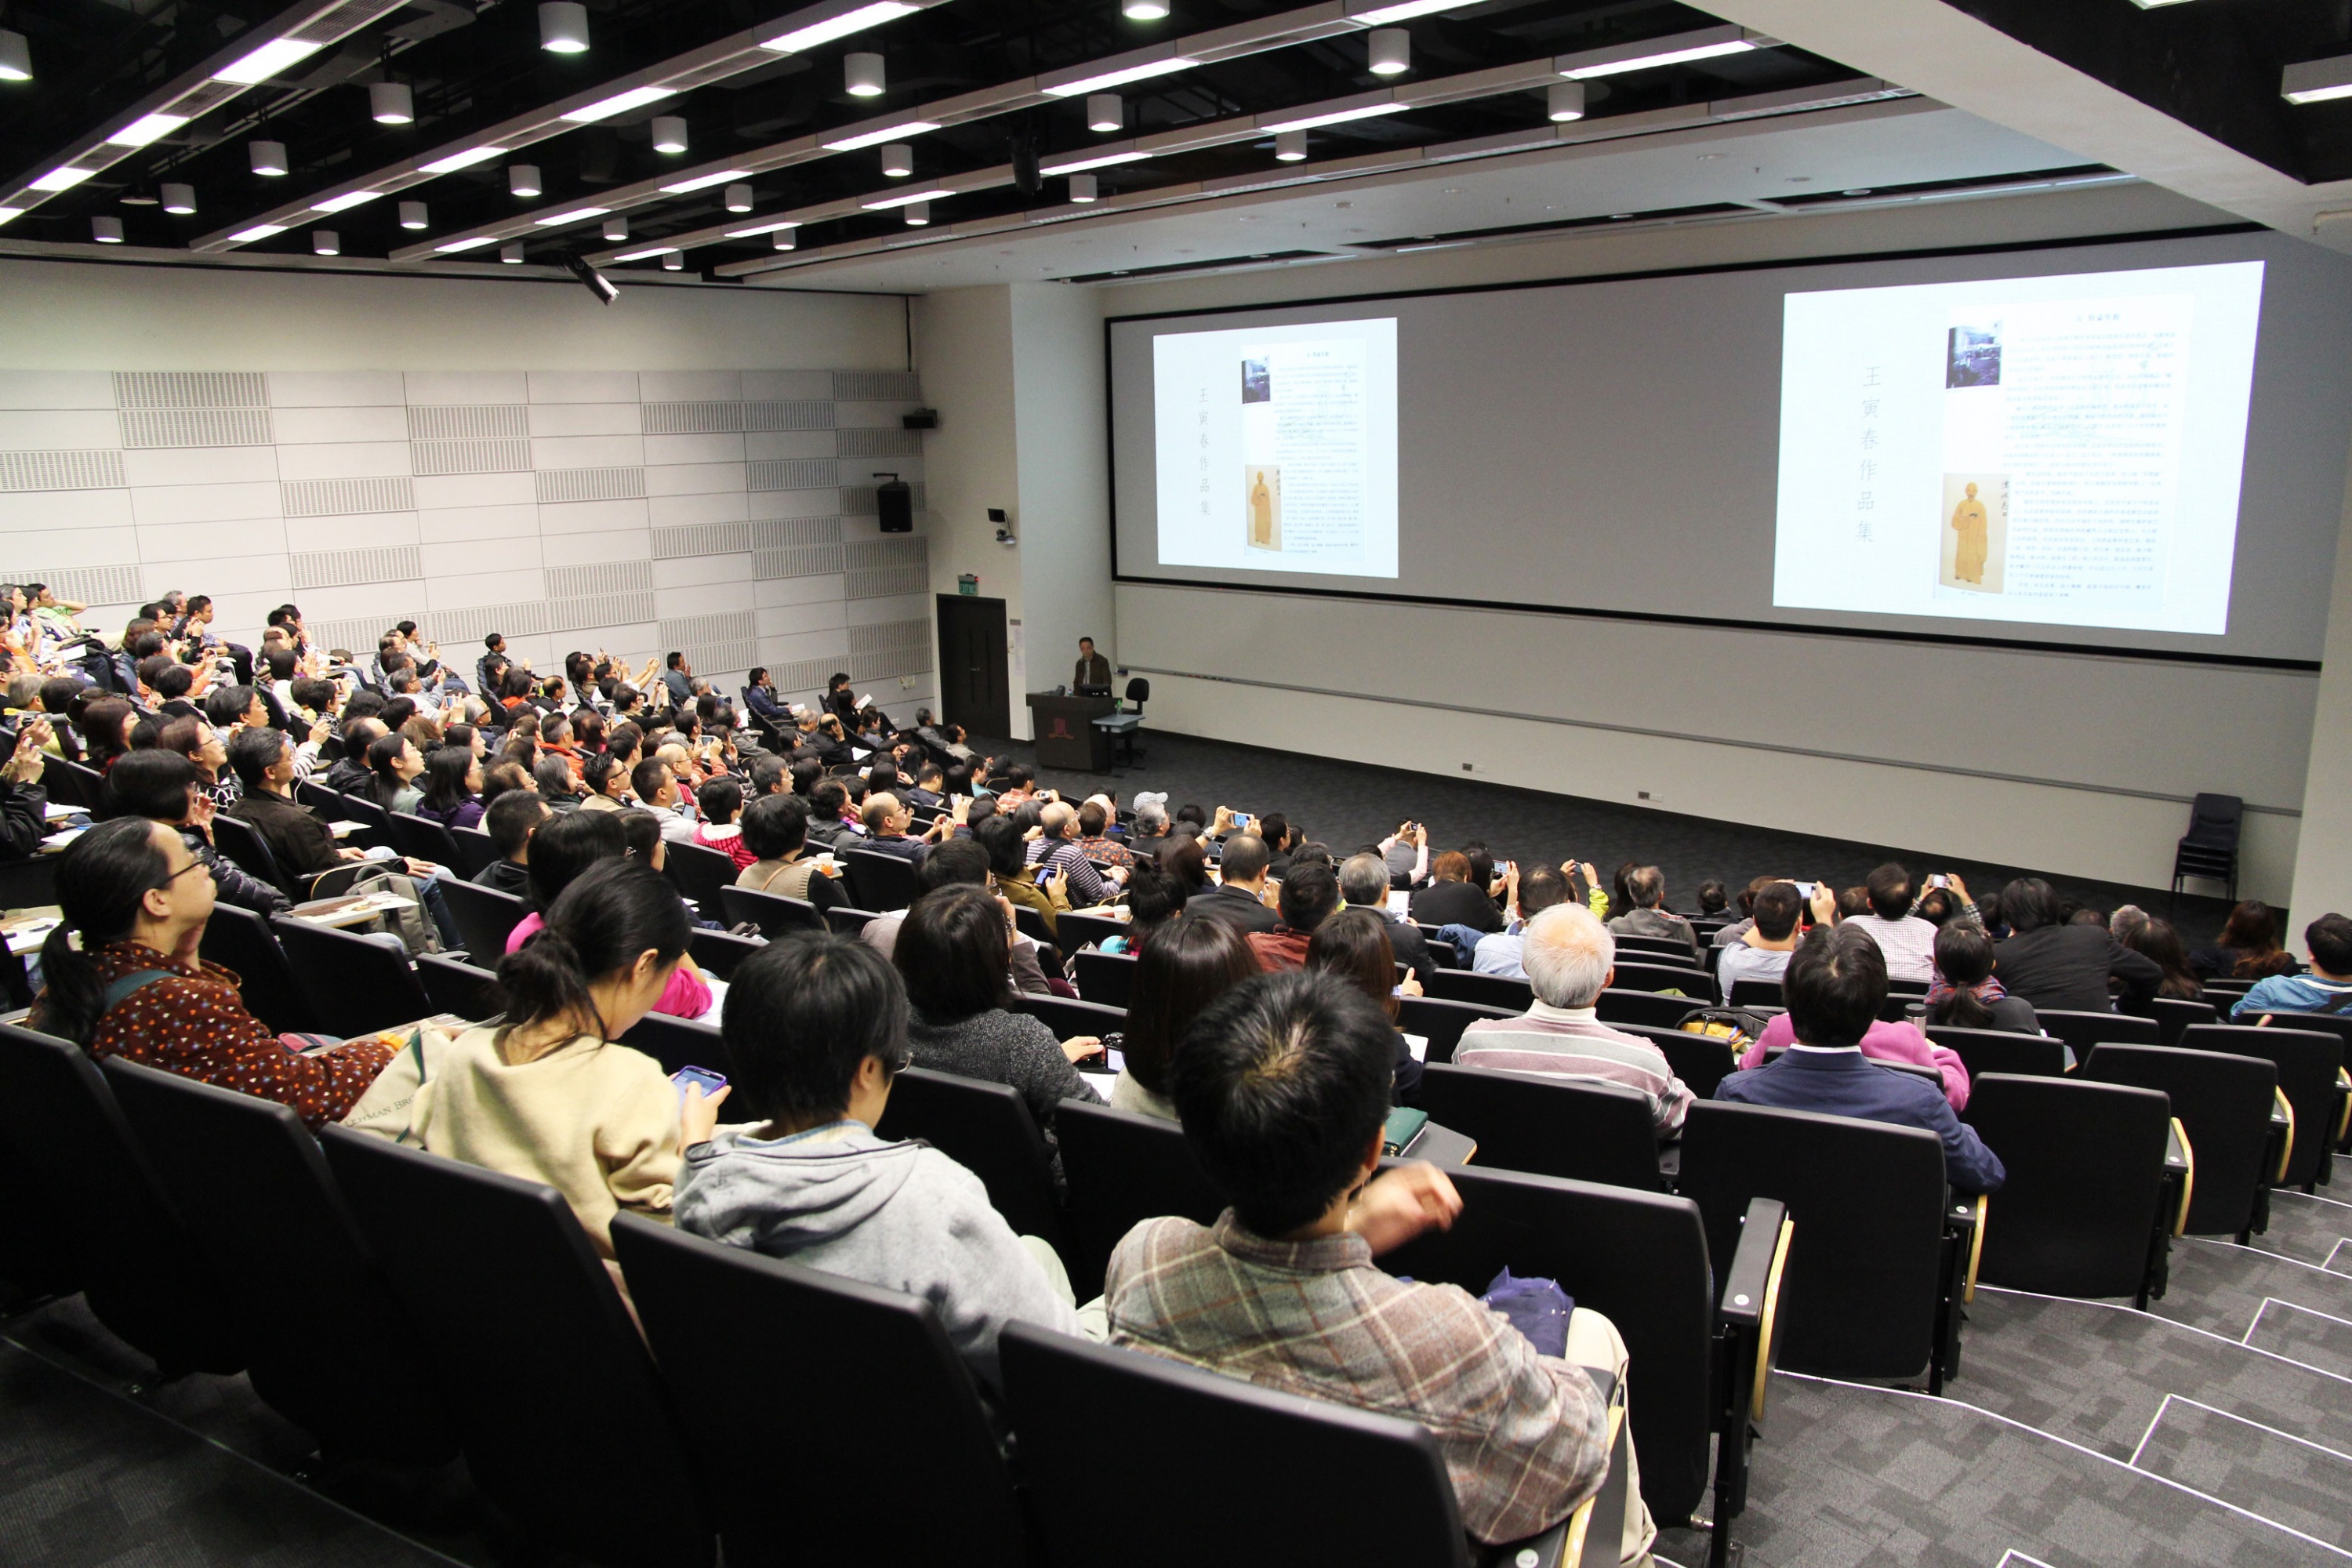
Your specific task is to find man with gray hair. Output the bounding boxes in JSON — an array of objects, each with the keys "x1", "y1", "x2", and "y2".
[
  {"x1": 1606, "y1": 864, "x2": 1697, "y2": 959},
  {"x1": 1025, "y1": 799, "x2": 1123, "y2": 906},
  {"x1": 1127, "y1": 790, "x2": 1173, "y2": 861},
  {"x1": 1454, "y1": 904, "x2": 1694, "y2": 1136},
  {"x1": 1340, "y1": 851, "x2": 1429, "y2": 975}
]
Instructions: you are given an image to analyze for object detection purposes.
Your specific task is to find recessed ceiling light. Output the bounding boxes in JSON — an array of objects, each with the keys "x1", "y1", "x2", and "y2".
[
  {"x1": 419, "y1": 145, "x2": 506, "y2": 175},
  {"x1": 562, "y1": 85, "x2": 675, "y2": 124},
  {"x1": 213, "y1": 36, "x2": 325, "y2": 85},
  {"x1": 109, "y1": 112, "x2": 189, "y2": 147},
  {"x1": 760, "y1": 2, "x2": 917, "y2": 55}
]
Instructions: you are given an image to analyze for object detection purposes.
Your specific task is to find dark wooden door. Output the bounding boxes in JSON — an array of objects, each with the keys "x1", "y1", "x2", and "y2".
[{"x1": 935, "y1": 593, "x2": 1009, "y2": 738}]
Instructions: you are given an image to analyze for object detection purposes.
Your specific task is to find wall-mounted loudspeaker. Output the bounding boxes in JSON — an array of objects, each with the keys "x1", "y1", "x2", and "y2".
[
  {"x1": 901, "y1": 408, "x2": 938, "y2": 430},
  {"x1": 877, "y1": 476, "x2": 913, "y2": 533}
]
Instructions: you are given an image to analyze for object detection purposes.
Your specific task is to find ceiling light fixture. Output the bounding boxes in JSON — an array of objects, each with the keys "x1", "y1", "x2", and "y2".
[
  {"x1": 904, "y1": 201, "x2": 930, "y2": 225},
  {"x1": 370, "y1": 82, "x2": 413, "y2": 123},
  {"x1": 1367, "y1": 29, "x2": 1410, "y2": 75},
  {"x1": 312, "y1": 229, "x2": 339, "y2": 255},
  {"x1": 562, "y1": 85, "x2": 676, "y2": 122},
  {"x1": 760, "y1": 2, "x2": 916, "y2": 55},
  {"x1": 311, "y1": 189, "x2": 383, "y2": 212},
  {"x1": 603, "y1": 215, "x2": 628, "y2": 240},
  {"x1": 823, "y1": 119, "x2": 941, "y2": 151},
  {"x1": 1556, "y1": 27, "x2": 1762, "y2": 80},
  {"x1": 844, "y1": 51, "x2": 886, "y2": 97},
  {"x1": 161, "y1": 183, "x2": 196, "y2": 214},
  {"x1": 880, "y1": 143, "x2": 913, "y2": 176},
  {"x1": 419, "y1": 145, "x2": 506, "y2": 174},
  {"x1": 1547, "y1": 81, "x2": 1585, "y2": 122},
  {"x1": 539, "y1": 2, "x2": 590, "y2": 53},
  {"x1": 0, "y1": 29, "x2": 29, "y2": 82},
  {"x1": 1042, "y1": 54, "x2": 1196, "y2": 96},
  {"x1": 399, "y1": 200, "x2": 428, "y2": 228},
  {"x1": 724, "y1": 182, "x2": 754, "y2": 211},
  {"x1": 92, "y1": 216, "x2": 124, "y2": 244},
  {"x1": 249, "y1": 140, "x2": 289, "y2": 176},
  {"x1": 1258, "y1": 101, "x2": 1406, "y2": 133},
  {"x1": 1121, "y1": 0, "x2": 1171, "y2": 17},
  {"x1": 662, "y1": 250, "x2": 685, "y2": 269},
  {"x1": 1069, "y1": 173, "x2": 1098, "y2": 202},
  {"x1": 502, "y1": 243, "x2": 525, "y2": 263},
  {"x1": 0, "y1": 209, "x2": 20, "y2": 226},
  {"x1": 32, "y1": 163, "x2": 96, "y2": 191},
  {"x1": 727, "y1": 217, "x2": 800, "y2": 237},
  {"x1": 109, "y1": 112, "x2": 189, "y2": 147},
  {"x1": 1040, "y1": 149, "x2": 1149, "y2": 174},
  {"x1": 2283, "y1": 54, "x2": 2352, "y2": 104},
  {"x1": 661, "y1": 167, "x2": 753, "y2": 193},
  {"x1": 773, "y1": 230, "x2": 797, "y2": 251},
  {"x1": 509, "y1": 164, "x2": 542, "y2": 197},
  {"x1": 862, "y1": 186, "x2": 950, "y2": 209},
  {"x1": 1274, "y1": 129, "x2": 1306, "y2": 161},
  {"x1": 434, "y1": 234, "x2": 499, "y2": 252},
  {"x1": 613, "y1": 244, "x2": 679, "y2": 261},
  {"x1": 536, "y1": 205, "x2": 611, "y2": 225},
  {"x1": 229, "y1": 223, "x2": 287, "y2": 243},
  {"x1": 1352, "y1": 0, "x2": 1480, "y2": 21},
  {"x1": 214, "y1": 37, "x2": 326, "y2": 85},
  {"x1": 1087, "y1": 93, "x2": 1123, "y2": 132},
  {"x1": 651, "y1": 114, "x2": 688, "y2": 153}
]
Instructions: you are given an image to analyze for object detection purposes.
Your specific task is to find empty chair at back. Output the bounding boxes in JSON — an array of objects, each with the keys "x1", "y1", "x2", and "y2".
[
  {"x1": 2082, "y1": 1043, "x2": 2276, "y2": 1240},
  {"x1": 1962, "y1": 1073, "x2": 2176, "y2": 1308},
  {"x1": 2176, "y1": 1022, "x2": 2341, "y2": 1191}
]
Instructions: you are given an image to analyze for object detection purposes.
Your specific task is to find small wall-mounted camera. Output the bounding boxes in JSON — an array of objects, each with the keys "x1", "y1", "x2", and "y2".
[{"x1": 990, "y1": 506, "x2": 1015, "y2": 546}]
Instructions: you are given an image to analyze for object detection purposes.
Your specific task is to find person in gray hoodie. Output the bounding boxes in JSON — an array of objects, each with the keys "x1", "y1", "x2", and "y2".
[{"x1": 672, "y1": 931, "x2": 1083, "y2": 1388}]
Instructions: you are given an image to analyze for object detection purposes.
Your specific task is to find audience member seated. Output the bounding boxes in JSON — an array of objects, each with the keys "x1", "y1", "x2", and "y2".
[
  {"x1": 414, "y1": 860, "x2": 724, "y2": 1259},
  {"x1": 223, "y1": 727, "x2": 373, "y2": 883},
  {"x1": 1108, "y1": 970, "x2": 1653, "y2": 1558},
  {"x1": 691, "y1": 779, "x2": 757, "y2": 871},
  {"x1": 1846, "y1": 862, "x2": 1950, "y2": 983},
  {"x1": 1124, "y1": 791, "x2": 1174, "y2": 860},
  {"x1": 412, "y1": 745, "x2": 485, "y2": 832},
  {"x1": 1094, "y1": 862, "x2": 1185, "y2": 956},
  {"x1": 674, "y1": 931, "x2": 1086, "y2": 1383},
  {"x1": 506, "y1": 811, "x2": 712, "y2": 1022},
  {"x1": 104, "y1": 750, "x2": 287, "y2": 915},
  {"x1": 2189, "y1": 900, "x2": 2300, "y2": 982},
  {"x1": 1922, "y1": 923, "x2": 2037, "y2": 1037},
  {"x1": 735, "y1": 793, "x2": 847, "y2": 912},
  {"x1": 578, "y1": 752, "x2": 630, "y2": 812},
  {"x1": 1338, "y1": 850, "x2": 1429, "y2": 974},
  {"x1": 1719, "y1": 925, "x2": 2003, "y2": 1191},
  {"x1": 1992, "y1": 877, "x2": 2162, "y2": 1014},
  {"x1": 976, "y1": 815, "x2": 1066, "y2": 938},
  {"x1": 1305, "y1": 906, "x2": 1426, "y2": 1105},
  {"x1": 474, "y1": 790, "x2": 548, "y2": 896},
  {"x1": 893, "y1": 883, "x2": 1105, "y2": 1167},
  {"x1": 1381, "y1": 819, "x2": 1430, "y2": 890},
  {"x1": 1716, "y1": 880, "x2": 1827, "y2": 1001},
  {"x1": 1075, "y1": 797, "x2": 1131, "y2": 869},
  {"x1": 630, "y1": 757, "x2": 698, "y2": 844},
  {"x1": 1409, "y1": 850, "x2": 1502, "y2": 935},
  {"x1": 2115, "y1": 916, "x2": 2202, "y2": 1001},
  {"x1": 1027, "y1": 801, "x2": 1122, "y2": 905},
  {"x1": 157, "y1": 716, "x2": 237, "y2": 809},
  {"x1": 1696, "y1": 880, "x2": 1730, "y2": 920},
  {"x1": 859, "y1": 838, "x2": 1051, "y2": 994},
  {"x1": 2232, "y1": 913, "x2": 2352, "y2": 1019},
  {"x1": 858, "y1": 791, "x2": 936, "y2": 862},
  {"x1": 1468, "y1": 863, "x2": 1573, "y2": 979},
  {"x1": 1109, "y1": 912, "x2": 1258, "y2": 1121},
  {"x1": 1189, "y1": 833, "x2": 1281, "y2": 935},
  {"x1": 0, "y1": 719, "x2": 53, "y2": 858},
  {"x1": 1247, "y1": 857, "x2": 1341, "y2": 971},
  {"x1": 31, "y1": 817, "x2": 390, "y2": 1130},
  {"x1": 1454, "y1": 905, "x2": 1693, "y2": 1137},
  {"x1": 1603, "y1": 864, "x2": 1694, "y2": 957}
]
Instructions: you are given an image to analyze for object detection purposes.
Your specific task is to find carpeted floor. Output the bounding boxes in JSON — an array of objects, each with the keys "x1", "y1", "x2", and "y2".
[{"x1": 970, "y1": 730, "x2": 2241, "y2": 944}]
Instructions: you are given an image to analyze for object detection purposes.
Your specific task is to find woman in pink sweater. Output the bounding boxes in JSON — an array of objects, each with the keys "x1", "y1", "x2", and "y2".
[
  {"x1": 1738, "y1": 1011, "x2": 1970, "y2": 1112},
  {"x1": 503, "y1": 810, "x2": 713, "y2": 1021}
]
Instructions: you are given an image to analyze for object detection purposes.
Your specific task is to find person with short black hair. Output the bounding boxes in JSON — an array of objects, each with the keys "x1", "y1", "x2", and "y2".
[
  {"x1": 691, "y1": 777, "x2": 756, "y2": 870},
  {"x1": 1187, "y1": 831, "x2": 1282, "y2": 935},
  {"x1": 1718, "y1": 925, "x2": 2004, "y2": 1191},
  {"x1": 2233, "y1": 913, "x2": 2352, "y2": 1019},
  {"x1": 1845, "y1": 862, "x2": 1952, "y2": 984},
  {"x1": 674, "y1": 933, "x2": 1086, "y2": 1382},
  {"x1": 1715, "y1": 880, "x2": 1833, "y2": 1001},
  {"x1": 975, "y1": 814, "x2": 1066, "y2": 939},
  {"x1": 1406, "y1": 849, "x2": 1503, "y2": 935},
  {"x1": 1990, "y1": 877, "x2": 2163, "y2": 1013},
  {"x1": 903, "y1": 760, "x2": 946, "y2": 811},
  {"x1": 1112, "y1": 912, "x2": 1258, "y2": 1121},
  {"x1": 1244, "y1": 856, "x2": 1340, "y2": 971},
  {"x1": 103, "y1": 749, "x2": 288, "y2": 914},
  {"x1": 630, "y1": 756, "x2": 698, "y2": 844},
  {"x1": 1107, "y1": 969, "x2": 1650, "y2": 1555},
  {"x1": 1469, "y1": 863, "x2": 1573, "y2": 980},
  {"x1": 474, "y1": 789, "x2": 548, "y2": 895}
]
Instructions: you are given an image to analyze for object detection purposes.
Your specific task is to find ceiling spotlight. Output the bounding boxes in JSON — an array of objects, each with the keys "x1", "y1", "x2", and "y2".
[
  {"x1": 539, "y1": 2, "x2": 590, "y2": 53},
  {"x1": 724, "y1": 182, "x2": 753, "y2": 212},
  {"x1": 845, "y1": 51, "x2": 885, "y2": 97},
  {"x1": 880, "y1": 143, "x2": 913, "y2": 177},
  {"x1": 510, "y1": 163, "x2": 542, "y2": 197},
  {"x1": 399, "y1": 199, "x2": 428, "y2": 228},
  {"x1": 2283, "y1": 53, "x2": 2352, "y2": 104},
  {"x1": 1069, "y1": 173, "x2": 1098, "y2": 202},
  {"x1": 904, "y1": 200, "x2": 930, "y2": 225},
  {"x1": 773, "y1": 230, "x2": 797, "y2": 251},
  {"x1": 1548, "y1": 81, "x2": 1587, "y2": 122},
  {"x1": 249, "y1": 139, "x2": 289, "y2": 176},
  {"x1": 1087, "y1": 93, "x2": 1123, "y2": 132},
  {"x1": 160, "y1": 183, "x2": 196, "y2": 215},
  {"x1": 651, "y1": 114, "x2": 688, "y2": 153},
  {"x1": 1274, "y1": 129, "x2": 1306, "y2": 162},
  {"x1": 1367, "y1": 28, "x2": 1410, "y2": 75},
  {"x1": 312, "y1": 229, "x2": 339, "y2": 255},
  {"x1": 92, "y1": 216, "x2": 124, "y2": 244},
  {"x1": 502, "y1": 242, "x2": 525, "y2": 263},
  {"x1": 0, "y1": 29, "x2": 30, "y2": 82},
  {"x1": 603, "y1": 214, "x2": 627, "y2": 240},
  {"x1": 662, "y1": 250, "x2": 684, "y2": 270},
  {"x1": 370, "y1": 82, "x2": 413, "y2": 124},
  {"x1": 1123, "y1": 0, "x2": 1170, "y2": 16}
]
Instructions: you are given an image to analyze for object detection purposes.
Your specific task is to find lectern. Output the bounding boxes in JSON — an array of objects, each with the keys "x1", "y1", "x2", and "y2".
[{"x1": 1025, "y1": 691, "x2": 1115, "y2": 771}]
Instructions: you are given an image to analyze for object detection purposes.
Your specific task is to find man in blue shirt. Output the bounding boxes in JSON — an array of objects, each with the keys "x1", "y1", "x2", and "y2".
[
  {"x1": 2234, "y1": 913, "x2": 2352, "y2": 1020},
  {"x1": 1716, "y1": 923, "x2": 2005, "y2": 1193},
  {"x1": 1471, "y1": 864, "x2": 1571, "y2": 979}
]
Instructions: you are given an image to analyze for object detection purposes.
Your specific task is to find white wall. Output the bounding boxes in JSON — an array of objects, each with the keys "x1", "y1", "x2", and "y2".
[
  {"x1": 2288, "y1": 423, "x2": 2352, "y2": 941},
  {"x1": 1098, "y1": 183, "x2": 2325, "y2": 898}
]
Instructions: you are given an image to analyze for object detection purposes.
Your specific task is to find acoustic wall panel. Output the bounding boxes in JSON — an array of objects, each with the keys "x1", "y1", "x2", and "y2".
[{"x1": 0, "y1": 367, "x2": 931, "y2": 710}]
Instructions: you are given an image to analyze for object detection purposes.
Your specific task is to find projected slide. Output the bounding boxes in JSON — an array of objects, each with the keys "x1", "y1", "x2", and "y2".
[
  {"x1": 1773, "y1": 260, "x2": 2265, "y2": 635},
  {"x1": 1152, "y1": 317, "x2": 1399, "y2": 577}
]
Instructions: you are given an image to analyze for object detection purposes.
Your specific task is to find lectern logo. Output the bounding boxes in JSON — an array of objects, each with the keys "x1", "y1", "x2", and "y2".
[{"x1": 1049, "y1": 718, "x2": 1073, "y2": 739}]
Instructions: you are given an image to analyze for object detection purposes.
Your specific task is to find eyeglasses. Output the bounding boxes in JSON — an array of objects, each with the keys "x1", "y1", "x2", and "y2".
[{"x1": 165, "y1": 858, "x2": 208, "y2": 884}]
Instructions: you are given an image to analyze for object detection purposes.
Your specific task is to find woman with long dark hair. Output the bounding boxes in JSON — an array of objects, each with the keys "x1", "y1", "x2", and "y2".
[
  {"x1": 412, "y1": 858, "x2": 723, "y2": 1255},
  {"x1": 1925, "y1": 921, "x2": 2038, "y2": 1033},
  {"x1": 1305, "y1": 905, "x2": 1426, "y2": 1103},
  {"x1": 503, "y1": 811, "x2": 712, "y2": 1020},
  {"x1": 2120, "y1": 917, "x2": 2204, "y2": 1000},
  {"x1": 30, "y1": 816, "x2": 390, "y2": 1128},
  {"x1": 365, "y1": 731, "x2": 426, "y2": 815},
  {"x1": 1114, "y1": 912, "x2": 1257, "y2": 1120},
  {"x1": 2189, "y1": 900, "x2": 2299, "y2": 982},
  {"x1": 81, "y1": 695, "x2": 135, "y2": 772},
  {"x1": 415, "y1": 744, "x2": 485, "y2": 831}
]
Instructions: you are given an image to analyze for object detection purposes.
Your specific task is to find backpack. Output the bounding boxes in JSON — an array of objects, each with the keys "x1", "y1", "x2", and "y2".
[{"x1": 1676, "y1": 1006, "x2": 1770, "y2": 1053}]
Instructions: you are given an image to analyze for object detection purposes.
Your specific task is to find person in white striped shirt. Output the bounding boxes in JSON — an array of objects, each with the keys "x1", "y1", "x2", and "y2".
[{"x1": 1454, "y1": 902, "x2": 1694, "y2": 1136}]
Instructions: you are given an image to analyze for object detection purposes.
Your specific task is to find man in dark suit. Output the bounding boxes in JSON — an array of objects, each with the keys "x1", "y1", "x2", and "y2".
[
  {"x1": 1339, "y1": 851, "x2": 1428, "y2": 975},
  {"x1": 1717, "y1": 923, "x2": 2005, "y2": 1192},
  {"x1": 1074, "y1": 636, "x2": 1111, "y2": 691},
  {"x1": 1185, "y1": 832, "x2": 1282, "y2": 935}
]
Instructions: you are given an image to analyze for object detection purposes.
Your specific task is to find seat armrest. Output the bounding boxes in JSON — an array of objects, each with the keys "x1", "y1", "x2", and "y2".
[
  {"x1": 2272, "y1": 1087, "x2": 2296, "y2": 1183},
  {"x1": 1716, "y1": 1196, "x2": 1788, "y2": 1327},
  {"x1": 1483, "y1": 1375, "x2": 1621, "y2": 1568},
  {"x1": 2169, "y1": 1117, "x2": 2194, "y2": 1237}
]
